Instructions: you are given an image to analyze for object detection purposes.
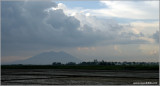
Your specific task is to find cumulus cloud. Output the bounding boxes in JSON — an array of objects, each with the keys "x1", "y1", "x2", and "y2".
[
  {"x1": 1, "y1": 1, "x2": 151, "y2": 57},
  {"x1": 129, "y1": 21, "x2": 159, "y2": 35}
]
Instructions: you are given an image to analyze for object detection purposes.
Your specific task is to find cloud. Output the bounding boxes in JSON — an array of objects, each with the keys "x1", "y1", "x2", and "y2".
[
  {"x1": 114, "y1": 45, "x2": 121, "y2": 53},
  {"x1": 152, "y1": 31, "x2": 159, "y2": 43},
  {"x1": 1, "y1": 1, "x2": 152, "y2": 58},
  {"x1": 90, "y1": 1, "x2": 159, "y2": 19},
  {"x1": 1, "y1": 56, "x2": 30, "y2": 63},
  {"x1": 129, "y1": 21, "x2": 159, "y2": 35},
  {"x1": 139, "y1": 44, "x2": 159, "y2": 56}
]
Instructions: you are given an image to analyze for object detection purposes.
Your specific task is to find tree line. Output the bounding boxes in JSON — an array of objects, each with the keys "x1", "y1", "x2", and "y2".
[{"x1": 52, "y1": 59, "x2": 159, "y2": 66}]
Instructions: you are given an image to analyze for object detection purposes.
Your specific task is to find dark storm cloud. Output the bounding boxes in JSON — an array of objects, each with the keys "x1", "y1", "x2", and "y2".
[
  {"x1": 1, "y1": 1, "x2": 103, "y2": 55},
  {"x1": 1, "y1": 1, "x2": 149, "y2": 56}
]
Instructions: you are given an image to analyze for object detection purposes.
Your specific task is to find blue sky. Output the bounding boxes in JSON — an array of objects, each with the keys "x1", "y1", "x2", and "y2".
[{"x1": 56, "y1": 1, "x2": 106, "y2": 9}]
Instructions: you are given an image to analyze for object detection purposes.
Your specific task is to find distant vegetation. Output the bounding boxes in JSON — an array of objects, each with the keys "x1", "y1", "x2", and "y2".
[
  {"x1": 2, "y1": 60, "x2": 159, "y2": 70},
  {"x1": 52, "y1": 59, "x2": 159, "y2": 66}
]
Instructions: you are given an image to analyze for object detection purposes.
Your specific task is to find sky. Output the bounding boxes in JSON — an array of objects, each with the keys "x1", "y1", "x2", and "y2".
[{"x1": 1, "y1": 0, "x2": 159, "y2": 63}]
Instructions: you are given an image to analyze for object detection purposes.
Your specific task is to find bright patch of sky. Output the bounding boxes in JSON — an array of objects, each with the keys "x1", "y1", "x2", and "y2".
[{"x1": 112, "y1": 18, "x2": 159, "y2": 24}]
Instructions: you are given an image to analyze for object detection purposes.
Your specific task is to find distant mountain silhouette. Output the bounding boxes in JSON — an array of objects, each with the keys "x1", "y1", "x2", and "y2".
[{"x1": 8, "y1": 51, "x2": 82, "y2": 65}]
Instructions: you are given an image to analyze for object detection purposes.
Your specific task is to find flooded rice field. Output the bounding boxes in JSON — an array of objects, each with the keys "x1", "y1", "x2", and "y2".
[{"x1": 1, "y1": 69, "x2": 159, "y2": 85}]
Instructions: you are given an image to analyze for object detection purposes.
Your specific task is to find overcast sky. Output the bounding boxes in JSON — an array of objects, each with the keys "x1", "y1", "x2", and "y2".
[{"x1": 1, "y1": 1, "x2": 159, "y2": 63}]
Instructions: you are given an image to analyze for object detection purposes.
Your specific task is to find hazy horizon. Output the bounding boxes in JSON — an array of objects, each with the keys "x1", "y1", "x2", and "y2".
[{"x1": 1, "y1": 1, "x2": 159, "y2": 63}]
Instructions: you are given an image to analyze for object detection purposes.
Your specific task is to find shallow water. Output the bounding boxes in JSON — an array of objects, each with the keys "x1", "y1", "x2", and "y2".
[{"x1": 1, "y1": 69, "x2": 159, "y2": 85}]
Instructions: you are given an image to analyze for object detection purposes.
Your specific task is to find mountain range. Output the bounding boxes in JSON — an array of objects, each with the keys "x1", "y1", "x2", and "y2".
[{"x1": 8, "y1": 51, "x2": 82, "y2": 65}]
